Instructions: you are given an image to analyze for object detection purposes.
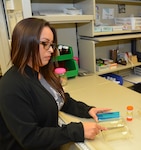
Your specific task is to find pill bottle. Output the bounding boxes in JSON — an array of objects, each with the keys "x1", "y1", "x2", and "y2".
[
  {"x1": 126, "y1": 105, "x2": 133, "y2": 121},
  {"x1": 54, "y1": 68, "x2": 67, "y2": 86}
]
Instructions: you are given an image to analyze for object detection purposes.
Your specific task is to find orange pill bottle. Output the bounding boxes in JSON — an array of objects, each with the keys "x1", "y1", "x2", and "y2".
[{"x1": 126, "y1": 106, "x2": 133, "y2": 121}]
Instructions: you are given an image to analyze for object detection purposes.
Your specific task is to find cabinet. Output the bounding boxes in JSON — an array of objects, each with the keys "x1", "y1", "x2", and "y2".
[
  {"x1": 23, "y1": 0, "x2": 95, "y2": 56},
  {"x1": 78, "y1": 0, "x2": 141, "y2": 77},
  {"x1": 22, "y1": 0, "x2": 141, "y2": 78},
  {"x1": 21, "y1": 0, "x2": 96, "y2": 79}
]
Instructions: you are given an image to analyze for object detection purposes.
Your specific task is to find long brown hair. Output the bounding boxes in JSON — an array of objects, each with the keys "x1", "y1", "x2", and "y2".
[{"x1": 11, "y1": 18, "x2": 65, "y2": 101}]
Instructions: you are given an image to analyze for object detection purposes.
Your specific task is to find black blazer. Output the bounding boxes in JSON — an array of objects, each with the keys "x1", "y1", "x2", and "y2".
[{"x1": 0, "y1": 65, "x2": 93, "y2": 150}]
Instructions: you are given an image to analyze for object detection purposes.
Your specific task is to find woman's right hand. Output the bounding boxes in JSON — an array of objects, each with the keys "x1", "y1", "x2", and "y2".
[{"x1": 82, "y1": 122, "x2": 106, "y2": 140}]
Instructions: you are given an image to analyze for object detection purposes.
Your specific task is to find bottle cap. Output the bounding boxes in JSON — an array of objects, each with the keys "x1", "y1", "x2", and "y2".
[
  {"x1": 127, "y1": 106, "x2": 133, "y2": 110},
  {"x1": 54, "y1": 68, "x2": 66, "y2": 74}
]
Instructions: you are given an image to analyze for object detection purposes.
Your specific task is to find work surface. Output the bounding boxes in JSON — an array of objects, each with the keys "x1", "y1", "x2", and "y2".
[{"x1": 59, "y1": 75, "x2": 141, "y2": 150}]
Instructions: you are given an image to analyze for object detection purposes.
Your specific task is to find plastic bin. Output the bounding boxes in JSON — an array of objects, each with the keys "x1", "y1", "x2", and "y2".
[
  {"x1": 56, "y1": 46, "x2": 73, "y2": 61},
  {"x1": 99, "y1": 118, "x2": 132, "y2": 141},
  {"x1": 100, "y1": 73, "x2": 123, "y2": 85},
  {"x1": 65, "y1": 59, "x2": 78, "y2": 78}
]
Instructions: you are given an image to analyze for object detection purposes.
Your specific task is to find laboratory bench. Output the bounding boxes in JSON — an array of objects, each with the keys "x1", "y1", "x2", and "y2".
[{"x1": 59, "y1": 74, "x2": 141, "y2": 150}]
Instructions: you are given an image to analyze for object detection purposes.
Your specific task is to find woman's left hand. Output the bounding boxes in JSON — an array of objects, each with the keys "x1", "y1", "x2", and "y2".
[{"x1": 88, "y1": 107, "x2": 112, "y2": 122}]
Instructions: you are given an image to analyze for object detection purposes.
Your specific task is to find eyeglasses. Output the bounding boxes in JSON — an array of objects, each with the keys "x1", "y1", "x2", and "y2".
[{"x1": 40, "y1": 41, "x2": 57, "y2": 50}]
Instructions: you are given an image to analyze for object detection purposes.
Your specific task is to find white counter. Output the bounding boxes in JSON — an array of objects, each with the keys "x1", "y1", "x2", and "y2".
[{"x1": 60, "y1": 75, "x2": 141, "y2": 150}]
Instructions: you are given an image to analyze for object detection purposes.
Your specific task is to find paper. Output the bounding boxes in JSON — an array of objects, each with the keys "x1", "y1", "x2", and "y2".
[
  {"x1": 123, "y1": 73, "x2": 141, "y2": 84},
  {"x1": 102, "y1": 8, "x2": 114, "y2": 19},
  {"x1": 6, "y1": 0, "x2": 14, "y2": 10}
]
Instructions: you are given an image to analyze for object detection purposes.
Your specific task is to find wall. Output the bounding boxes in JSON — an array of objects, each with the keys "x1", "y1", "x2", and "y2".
[
  {"x1": 0, "y1": 1, "x2": 11, "y2": 75},
  {"x1": 96, "y1": 3, "x2": 141, "y2": 25}
]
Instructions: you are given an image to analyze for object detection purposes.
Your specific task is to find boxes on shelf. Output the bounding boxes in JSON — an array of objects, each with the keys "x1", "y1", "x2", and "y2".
[
  {"x1": 96, "y1": 58, "x2": 117, "y2": 72},
  {"x1": 101, "y1": 26, "x2": 113, "y2": 32},
  {"x1": 94, "y1": 26, "x2": 102, "y2": 32},
  {"x1": 94, "y1": 25, "x2": 123, "y2": 32},
  {"x1": 100, "y1": 73, "x2": 123, "y2": 85},
  {"x1": 109, "y1": 63, "x2": 117, "y2": 69},
  {"x1": 130, "y1": 55, "x2": 138, "y2": 63},
  {"x1": 63, "y1": 7, "x2": 82, "y2": 15},
  {"x1": 115, "y1": 17, "x2": 141, "y2": 30},
  {"x1": 96, "y1": 64, "x2": 109, "y2": 72},
  {"x1": 112, "y1": 25, "x2": 123, "y2": 31}
]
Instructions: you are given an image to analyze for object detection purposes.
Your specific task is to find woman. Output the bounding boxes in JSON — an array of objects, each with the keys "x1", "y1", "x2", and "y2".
[{"x1": 0, "y1": 18, "x2": 110, "y2": 150}]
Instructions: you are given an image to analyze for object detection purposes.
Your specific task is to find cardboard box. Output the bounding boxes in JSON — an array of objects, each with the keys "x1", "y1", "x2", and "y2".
[{"x1": 130, "y1": 55, "x2": 138, "y2": 63}]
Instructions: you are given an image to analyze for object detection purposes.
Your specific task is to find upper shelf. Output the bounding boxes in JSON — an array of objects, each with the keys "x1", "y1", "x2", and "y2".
[
  {"x1": 96, "y1": 0, "x2": 141, "y2": 4},
  {"x1": 33, "y1": 15, "x2": 93, "y2": 24},
  {"x1": 80, "y1": 32, "x2": 141, "y2": 42},
  {"x1": 95, "y1": 33, "x2": 141, "y2": 42},
  {"x1": 94, "y1": 30, "x2": 141, "y2": 36}
]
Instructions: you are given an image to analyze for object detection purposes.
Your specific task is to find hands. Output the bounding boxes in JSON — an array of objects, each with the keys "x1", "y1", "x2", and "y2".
[
  {"x1": 88, "y1": 107, "x2": 112, "y2": 122},
  {"x1": 82, "y1": 122, "x2": 106, "y2": 140},
  {"x1": 82, "y1": 107, "x2": 111, "y2": 140}
]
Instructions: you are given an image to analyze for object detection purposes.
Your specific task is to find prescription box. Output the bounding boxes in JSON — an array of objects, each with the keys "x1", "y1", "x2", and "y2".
[
  {"x1": 101, "y1": 26, "x2": 113, "y2": 32},
  {"x1": 130, "y1": 55, "x2": 138, "y2": 63},
  {"x1": 94, "y1": 26, "x2": 102, "y2": 32},
  {"x1": 63, "y1": 8, "x2": 82, "y2": 15},
  {"x1": 96, "y1": 64, "x2": 109, "y2": 72},
  {"x1": 109, "y1": 63, "x2": 117, "y2": 69},
  {"x1": 96, "y1": 63, "x2": 117, "y2": 72},
  {"x1": 112, "y1": 25, "x2": 123, "y2": 31},
  {"x1": 115, "y1": 17, "x2": 141, "y2": 30}
]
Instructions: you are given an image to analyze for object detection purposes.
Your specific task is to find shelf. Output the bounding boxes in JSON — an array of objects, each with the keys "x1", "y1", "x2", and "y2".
[
  {"x1": 80, "y1": 33, "x2": 141, "y2": 42},
  {"x1": 96, "y1": 62, "x2": 141, "y2": 75},
  {"x1": 96, "y1": 0, "x2": 141, "y2": 5},
  {"x1": 33, "y1": 15, "x2": 93, "y2": 24},
  {"x1": 94, "y1": 30, "x2": 141, "y2": 36},
  {"x1": 95, "y1": 34, "x2": 141, "y2": 42},
  {"x1": 30, "y1": 0, "x2": 141, "y2": 81}
]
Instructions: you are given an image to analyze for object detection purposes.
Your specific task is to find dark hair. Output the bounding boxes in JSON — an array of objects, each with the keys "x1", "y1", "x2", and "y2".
[{"x1": 11, "y1": 18, "x2": 65, "y2": 101}]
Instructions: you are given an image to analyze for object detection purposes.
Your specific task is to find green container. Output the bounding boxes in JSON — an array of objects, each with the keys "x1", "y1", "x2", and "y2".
[
  {"x1": 56, "y1": 46, "x2": 73, "y2": 61},
  {"x1": 65, "y1": 59, "x2": 78, "y2": 78}
]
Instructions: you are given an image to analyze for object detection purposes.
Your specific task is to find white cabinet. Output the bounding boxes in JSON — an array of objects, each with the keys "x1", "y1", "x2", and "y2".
[
  {"x1": 21, "y1": 0, "x2": 141, "y2": 75},
  {"x1": 21, "y1": 0, "x2": 95, "y2": 57},
  {"x1": 30, "y1": 0, "x2": 95, "y2": 23},
  {"x1": 78, "y1": 0, "x2": 141, "y2": 75}
]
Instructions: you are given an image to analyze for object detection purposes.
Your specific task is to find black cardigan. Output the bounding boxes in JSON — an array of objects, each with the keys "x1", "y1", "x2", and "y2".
[{"x1": 0, "y1": 66, "x2": 93, "y2": 150}]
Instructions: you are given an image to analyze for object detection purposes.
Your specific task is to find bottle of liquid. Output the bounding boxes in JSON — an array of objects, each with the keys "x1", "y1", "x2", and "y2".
[
  {"x1": 54, "y1": 67, "x2": 67, "y2": 86},
  {"x1": 126, "y1": 105, "x2": 133, "y2": 121}
]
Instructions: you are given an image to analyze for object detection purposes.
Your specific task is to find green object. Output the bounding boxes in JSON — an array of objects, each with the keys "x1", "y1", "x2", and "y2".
[
  {"x1": 56, "y1": 46, "x2": 73, "y2": 61},
  {"x1": 54, "y1": 45, "x2": 78, "y2": 78},
  {"x1": 65, "y1": 60, "x2": 78, "y2": 78}
]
